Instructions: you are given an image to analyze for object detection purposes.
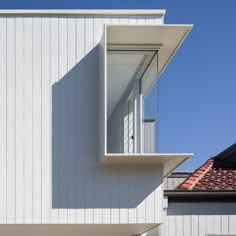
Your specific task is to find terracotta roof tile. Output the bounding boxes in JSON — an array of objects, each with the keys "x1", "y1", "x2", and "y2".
[
  {"x1": 177, "y1": 158, "x2": 214, "y2": 190},
  {"x1": 176, "y1": 157, "x2": 236, "y2": 190}
]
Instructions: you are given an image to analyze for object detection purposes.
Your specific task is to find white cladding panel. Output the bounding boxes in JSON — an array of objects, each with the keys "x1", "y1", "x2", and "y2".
[
  {"x1": 158, "y1": 202, "x2": 236, "y2": 236},
  {"x1": 0, "y1": 14, "x2": 164, "y2": 225},
  {"x1": 164, "y1": 175, "x2": 189, "y2": 190}
]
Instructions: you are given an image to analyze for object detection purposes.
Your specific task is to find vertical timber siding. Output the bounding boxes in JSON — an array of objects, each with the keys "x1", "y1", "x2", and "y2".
[
  {"x1": 164, "y1": 174, "x2": 190, "y2": 190},
  {"x1": 162, "y1": 202, "x2": 236, "y2": 236},
  {"x1": 0, "y1": 14, "x2": 163, "y2": 224}
]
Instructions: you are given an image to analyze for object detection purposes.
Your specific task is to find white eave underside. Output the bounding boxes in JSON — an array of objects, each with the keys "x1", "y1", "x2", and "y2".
[
  {"x1": 102, "y1": 153, "x2": 193, "y2": 177},
  {"x1": 0, "y1": 224, "x2": 158, "y2": 236},
  {"x1": 107, "y1": 24, "x2": 193, "y2": 78},
  {"x1": 0, "y1": 9, "x2": 166, "y2": 16}
]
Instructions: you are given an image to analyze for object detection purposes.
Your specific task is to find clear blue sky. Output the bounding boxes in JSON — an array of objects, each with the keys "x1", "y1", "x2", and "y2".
[{"x1": 1, "y1": 0, "x2": 236, "y2": 171}]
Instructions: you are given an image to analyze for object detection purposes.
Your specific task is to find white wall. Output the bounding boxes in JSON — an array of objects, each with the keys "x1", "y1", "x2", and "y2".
[
  {"x1": 0, "y1": 12, "x2": 164, "y2": 225},
  {"x1": 162, "y1": 202, "x2": 236, "y2": 236},
  {"x1": 164, "y1": 175, "x2": 189, "y2": 190}
]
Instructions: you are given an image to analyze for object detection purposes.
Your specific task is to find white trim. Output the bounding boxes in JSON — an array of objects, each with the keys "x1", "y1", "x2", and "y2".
[
  {"x1": 104, "y1": 26, "x2": 108, "y2": 156},
  {"x1": 107, "y1": 43, "x2": 163, "y2": 50},
  {"x1": 0, "y1": 9, "x2": 166, "y2": 16},
  {"x1": 106, "y1": 24, "x2": 193, "y2": 28},
  {"x1": 105, "y1": 24, "x2": 193, "y2": 31},
  {"x1": 104, "y1": 153, "x2": 193, "y2": 157}
]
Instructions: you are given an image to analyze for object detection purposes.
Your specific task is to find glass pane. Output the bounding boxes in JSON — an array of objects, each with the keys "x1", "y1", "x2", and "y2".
[
  {"x1": 107, "y1": 50, "x2": 155, "y2": 119},
  {"x1": 142, "y1": 53, "x2": 159, "y2": 153},
  {"x1": 123, "y1": 90, "x2": 134, "y2": 154},
  {"x1": 143, "y1": 81, "x2": 158, "y2": 153},
  {"x1": 141, "y1": 52, "x2": 158, "y2": 96},
  {"x1": 107, "y1": 50, "x2": 158, "y2": 154}
]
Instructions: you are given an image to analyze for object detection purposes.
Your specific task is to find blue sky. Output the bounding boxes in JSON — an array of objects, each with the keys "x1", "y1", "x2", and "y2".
[{"x1": 1, "y1": 0, "x2": 236, "y2": 171}]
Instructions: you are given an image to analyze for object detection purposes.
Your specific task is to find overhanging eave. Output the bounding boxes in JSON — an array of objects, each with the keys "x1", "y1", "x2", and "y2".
[
  {"x1": 101, "y1": 153, "x2": 193, "y2": 177},
  {"x1": 107, "y1": 24, "x2": 193, "y2": 77}
]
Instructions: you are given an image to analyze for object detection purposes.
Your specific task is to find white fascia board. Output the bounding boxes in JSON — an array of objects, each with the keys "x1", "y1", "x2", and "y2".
[
  {"x1": 0, "y1": 9, "x2": 166, "y2": 16},
  {"x1": 101, "y1": 153, "x2": 193, "y2": 177}
]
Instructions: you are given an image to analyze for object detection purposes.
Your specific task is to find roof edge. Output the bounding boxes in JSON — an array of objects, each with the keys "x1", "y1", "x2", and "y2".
[
  {"x1": 165, "y1": 189, "x2": 236, "y2": 194},
  {"x1": 167, "y1": 172, "x2": 192, "y2": 178},
  {"x1": 0, "y1": 9, "x2": 166, "y2": 16},
  {"x1": 165, "y1": 190, "x2": 236, "y2": 198},
  {"x1": 164, "y1": 190, "x2": 236, "y2": 202}
]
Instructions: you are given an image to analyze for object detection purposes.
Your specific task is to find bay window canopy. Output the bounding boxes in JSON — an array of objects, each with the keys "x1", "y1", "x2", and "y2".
[{"x1": 99, "y1": 25, "x2": 193, "y2": 176}]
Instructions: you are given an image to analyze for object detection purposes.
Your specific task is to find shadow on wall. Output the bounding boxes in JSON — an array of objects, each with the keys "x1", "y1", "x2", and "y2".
[
  {"x1": 52, "y1": 45, "x2": 162, "y2": 209},
  {"x1": 167, "y1": 202, "x2": 236, "y2": 216}
]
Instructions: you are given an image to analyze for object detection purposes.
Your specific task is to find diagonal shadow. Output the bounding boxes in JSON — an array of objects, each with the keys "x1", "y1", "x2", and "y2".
[{"x1": 52, "y1": 45, "x2": 162, "y2": 209}]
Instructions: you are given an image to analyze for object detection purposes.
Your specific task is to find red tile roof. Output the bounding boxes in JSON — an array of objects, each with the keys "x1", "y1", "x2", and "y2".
[{"x1": 177, "y1": 157, "x2": 236, "y2": 190}]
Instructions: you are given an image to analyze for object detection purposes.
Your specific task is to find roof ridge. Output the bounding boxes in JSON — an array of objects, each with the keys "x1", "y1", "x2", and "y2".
[{"x1": 176, "y1": 158, "x2": 214, "y2": 190}]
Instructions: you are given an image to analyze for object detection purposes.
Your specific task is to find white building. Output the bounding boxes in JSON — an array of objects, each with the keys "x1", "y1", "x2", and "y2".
[
  {"x1": 162, "y1": 144, "x2": 236, "y2": 236},
  {"x1": 0, "y1": 10, "x2": 192, "y2": 236}
]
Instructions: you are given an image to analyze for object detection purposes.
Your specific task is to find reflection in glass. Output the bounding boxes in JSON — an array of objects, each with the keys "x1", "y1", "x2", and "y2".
[{"x1": 107, "y1": 50, "x2": 158, "y2": 154}]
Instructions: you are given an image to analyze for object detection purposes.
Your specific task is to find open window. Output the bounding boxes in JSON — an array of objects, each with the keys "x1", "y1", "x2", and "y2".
[{"x1": 99, "y1": 25, "x2": 193, "y2": 176}]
